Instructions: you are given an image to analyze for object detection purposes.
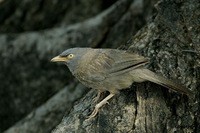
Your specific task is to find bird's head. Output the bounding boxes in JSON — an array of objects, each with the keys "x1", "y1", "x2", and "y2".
[{"x1": 51, "y1": 48, "x2": 91, "y2": 72}]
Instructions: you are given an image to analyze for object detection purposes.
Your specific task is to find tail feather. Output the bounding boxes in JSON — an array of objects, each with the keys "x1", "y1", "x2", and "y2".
[{"x1": 137, "y1": 69, "x2": 193, "y2": 95}]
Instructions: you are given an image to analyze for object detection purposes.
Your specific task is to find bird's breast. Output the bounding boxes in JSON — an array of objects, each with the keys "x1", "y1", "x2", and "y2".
[{"x1": 72, "y1": 70, "x2": 97, "y2": 87}]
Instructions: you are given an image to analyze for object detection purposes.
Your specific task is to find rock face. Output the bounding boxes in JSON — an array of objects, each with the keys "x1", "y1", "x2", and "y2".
[{"x1": 1, "y1": 0, "x2": 199, "y2": 132}]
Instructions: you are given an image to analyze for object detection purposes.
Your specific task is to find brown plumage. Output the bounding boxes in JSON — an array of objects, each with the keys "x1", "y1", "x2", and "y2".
[{"x1": 51, "y1": 48, "x2": 193, "y2": 118}]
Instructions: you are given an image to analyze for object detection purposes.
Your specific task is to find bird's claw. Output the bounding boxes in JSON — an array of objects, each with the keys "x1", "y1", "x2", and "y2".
[
  {"x1": 87, "y1": 101, "x2": 109, "y2": 120},
  {"x1": 86, "y1": 93, "x2": 115, "y2": 120},
  {"x1": 91, "y1": 90, "x2": 105, "y2": 105},
  {"x1": 87, "y1": 107, "x2": 99, "y2": 120},
  {"x1": 92, "y1": 97, "x2": 99, "y2": 105}
]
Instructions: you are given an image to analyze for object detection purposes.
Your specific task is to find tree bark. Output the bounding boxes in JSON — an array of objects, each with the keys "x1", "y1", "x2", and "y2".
[
  {"x1": 1, "y1": 0, "x2": 199, "y2": 132},
  {"x1": 4, "y1": 83, "x2": 88, "y2": 133},
  {"x1": 52, "y1": 0, "x2": 200, "y2": 133}
]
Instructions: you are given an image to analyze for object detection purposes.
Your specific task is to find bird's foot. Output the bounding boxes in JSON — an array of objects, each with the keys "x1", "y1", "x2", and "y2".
[
  {"x1": 88, "y1": 106, "x2": 99, "y2": 119},
  {"x1": 87, "y1": 93, "x2": 115, "y2": 120},
  {"x1": 92, "y1": 97, "x2": 109, "y2": 105},
  {"x1": 92, "y1": 90, "x2": 105, "y2": 104},
  {"x1": 92, "y1": 97, "x2": 99, "y2": 105}
]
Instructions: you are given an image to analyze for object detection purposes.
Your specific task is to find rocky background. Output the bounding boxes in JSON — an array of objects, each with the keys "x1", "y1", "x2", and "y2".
[{"x1": 0, "y1": 0, "x2": 199, "y2": 132}]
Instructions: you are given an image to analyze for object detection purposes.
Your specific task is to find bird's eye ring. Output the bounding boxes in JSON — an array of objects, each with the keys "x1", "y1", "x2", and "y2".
[{"x1": 68, "y1": 54, "x2": 74, "y2": 59}]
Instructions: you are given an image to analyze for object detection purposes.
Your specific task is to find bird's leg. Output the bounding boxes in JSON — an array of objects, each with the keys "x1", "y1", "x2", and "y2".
[
  {"x1": 92, "y1": 90, "x2": 105, "y2": 104},
  {"x1": 88, "y1": 93, "x2": 115, "y2": 119}
]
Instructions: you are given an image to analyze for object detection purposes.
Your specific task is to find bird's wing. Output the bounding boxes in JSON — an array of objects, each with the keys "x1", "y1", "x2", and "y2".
[
  {"x1": 86, "y1": 49, "x2": 149, "y2": 82},
  {"x1": 103, "y1": 49, "x2": 149, "y2": 74}
]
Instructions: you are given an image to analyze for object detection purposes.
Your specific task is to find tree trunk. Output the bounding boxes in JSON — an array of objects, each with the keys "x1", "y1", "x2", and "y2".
[{"x1": 1, "y1": 0, "x2": 199, "y2": 132}]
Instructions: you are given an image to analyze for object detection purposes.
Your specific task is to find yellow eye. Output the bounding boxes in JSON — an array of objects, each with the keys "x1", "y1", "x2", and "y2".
[{"x1": 68, "y1": 54, "x2": 74, "y2": 59}]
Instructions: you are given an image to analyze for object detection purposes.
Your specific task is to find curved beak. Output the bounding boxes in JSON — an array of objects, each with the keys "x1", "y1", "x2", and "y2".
[{"x1": 51, "y1": 56, "x2": 69, "y2": 62}]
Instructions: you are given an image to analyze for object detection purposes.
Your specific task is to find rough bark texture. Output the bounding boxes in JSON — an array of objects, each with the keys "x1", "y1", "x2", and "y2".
[
  {"x1": 52, "y1": 0, "x2": 200, "y2": 132},
  {"x1": 1, "y1": 0, "x2": 199, "y2": 132}
]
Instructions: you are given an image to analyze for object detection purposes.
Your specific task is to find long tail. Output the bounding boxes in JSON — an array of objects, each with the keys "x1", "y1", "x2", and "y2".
[{"x1": 134, "y1": 69, "x2": 193, "y2": 95}]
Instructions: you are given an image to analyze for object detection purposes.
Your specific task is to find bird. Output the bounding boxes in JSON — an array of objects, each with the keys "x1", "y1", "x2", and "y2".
[{"x1": 51, "y1": 47, "x2": 193, "y2": 119}]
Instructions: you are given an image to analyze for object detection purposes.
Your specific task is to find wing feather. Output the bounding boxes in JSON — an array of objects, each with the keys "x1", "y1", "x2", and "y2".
[{"x1": 86, "y1": 49, "x2": 149, "y2": 82}]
